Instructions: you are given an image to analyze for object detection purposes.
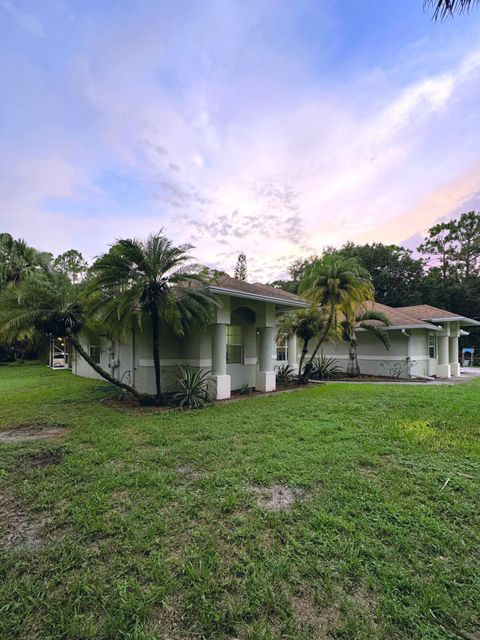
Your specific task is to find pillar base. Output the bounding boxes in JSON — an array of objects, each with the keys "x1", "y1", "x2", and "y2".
[
  {"x1": 213, "y1": 374, "x2": 231, "y2": 400},
  {"x1": 256, "y1": 371, "x2": 276, "y2": 393},
  {"x1": 436, "y1": 364, "x2": 451, "y2": 379},
  {"x1": 450, "y1": 363, "x2": 460, "y2": 377}
]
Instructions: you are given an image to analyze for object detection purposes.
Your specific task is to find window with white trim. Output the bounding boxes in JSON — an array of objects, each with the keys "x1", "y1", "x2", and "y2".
[
  {"x1": 226, "y1": 325, "x2": 243, "y2": 364},
  {"x1": 276, "y1": 333, "x2": 288, "y2": 362},
  {"x1": 428, "y1": 334, "x2": 436, "y2": 359},
  {"x1": 89, "y1": 345, "x2": 101, "y2": 364}
]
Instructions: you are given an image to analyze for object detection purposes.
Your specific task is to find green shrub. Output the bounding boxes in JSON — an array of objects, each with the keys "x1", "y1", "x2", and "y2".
[
  {"x1": 309, "y1": 355, "x2": 342, "y2": 380},
  {"x1": 275, "y1": 363, "x2": 296, "y2": 384},
  {"x1": 171, "y1": 365, "x2": 215, "y2": 409},
  {"x1": 238, "y1": 383, "x2": 253, "y2": 395}
]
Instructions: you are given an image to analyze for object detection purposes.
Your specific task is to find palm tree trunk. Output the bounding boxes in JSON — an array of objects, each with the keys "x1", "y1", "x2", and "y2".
[
  {"x1": 347, "y1": 334, "x2": 360, "y2": 378},
  {"x1": 297, "y1": 338, "x2": 310, "y2": 383},
  {"x1": 65, "y1": 329, "x2": 143, "y2": 400},
  {"x1": 151, "y1": 304, "x2": 162, "y2": 400},
  {"x1": 303, "y1": 305, "x2": 336, "y2": 380}
]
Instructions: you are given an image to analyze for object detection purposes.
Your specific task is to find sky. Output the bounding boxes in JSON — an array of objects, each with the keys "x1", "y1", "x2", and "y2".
[{"x1": 1, "y1": 0, "x2": 480, "y2": 281}]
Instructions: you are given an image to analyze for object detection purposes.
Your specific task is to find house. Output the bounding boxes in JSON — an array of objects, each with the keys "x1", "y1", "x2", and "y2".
[
  {"x1": 276, "y1": 303, "x2": 479, "y2": 379},
  {"x1": 72, "y1": 275, "x2": 308, "y2": 399}
]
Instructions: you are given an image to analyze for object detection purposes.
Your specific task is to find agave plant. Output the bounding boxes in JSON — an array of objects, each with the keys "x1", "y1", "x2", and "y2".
[
  {"x1": 171, "y1": 365, "x2": 215, "y2": 409},
  {"x1": 275, "y1": 363, "x2": 296, "y2": 385},
  {"x1": 309, "y1": 355, "x2": 342, "y2": 381}
]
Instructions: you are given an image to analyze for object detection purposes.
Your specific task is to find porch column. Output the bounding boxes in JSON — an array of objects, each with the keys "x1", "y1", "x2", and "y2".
[
  {"x1": 437, "y1": 334, "x2": 451, "y2": 378},
  {"x1": 288, "y1": 335, "x2": 298, "y2": 372},
  {"x1": 256, "y1": 327, "x2": 276, "y2": 392},
  {"x1": 449, "y1": 336, "x2": 460, "y2": 377},
  {"x1": 212, "y1": 323, "x2": 231, "y2": 399}
]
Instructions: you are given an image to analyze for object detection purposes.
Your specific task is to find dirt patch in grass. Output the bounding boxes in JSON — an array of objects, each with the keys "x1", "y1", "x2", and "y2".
[
  {"x1": 0, "y1": 490, "x2": 44, "y2": 552},
  {"x1": 0, "y1": 422, "x2": 68, "y2": 443},
  {"x1": 248, "y1": 484, "x2": 304, "y2": 512},
  {"x1": 176, "y1": 464, "x2": 206, "y2": 482},
  {"x1": 17, "y1": 449, "x2": 63, "y2": 468},
  {"x1": 292, "y1": 590, "x2": 343, "y2": 638}
]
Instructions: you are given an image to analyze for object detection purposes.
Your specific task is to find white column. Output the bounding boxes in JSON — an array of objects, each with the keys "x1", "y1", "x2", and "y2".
[
  {"x1": 212, "y1": 323, "x2": 231, "y2": 399},
  {"x1": 437, "y1": 334, "x2": 451, "y2": 378},
  {"x1": 287, "y1": 335, "x2": 298, "y2": 372},
  {"x1": 449, "y1": 336, "x2": 460, "y2": 377},
  {"x1": 256, "y1": 327, "x2": 276, "y2": 392}
]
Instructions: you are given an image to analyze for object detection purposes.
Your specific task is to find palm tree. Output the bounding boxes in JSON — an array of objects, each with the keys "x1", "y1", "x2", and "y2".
[
  {"x1": 299, "y1": 256, "x2": 374, "y2": 379},
  {"x1": 277, "y1": 306, "x2": 325, "y2": 382},
  {"x1": 0, "y1": 270, "x2": 142, "y2": 399},
  {"x1": 90, "y1": 232, "x2": 219, "y2": 402},
  {"x1": 425, "y1": 0, "x2": 478, "y2": 19},
  {"x1": 340, "y1": 304, "x2": 390, "y2": 377},
  {"x1": 0, "y1": 233, "x2": 51, "y2": 290}
]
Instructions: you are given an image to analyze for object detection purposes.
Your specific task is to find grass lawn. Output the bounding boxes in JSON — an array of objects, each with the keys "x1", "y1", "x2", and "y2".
[{"x1": 0, "y1": 366, "x2": 479, "y2": 640}]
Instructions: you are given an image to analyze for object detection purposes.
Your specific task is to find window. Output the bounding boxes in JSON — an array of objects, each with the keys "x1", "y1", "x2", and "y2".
[
  {"x1": 428, "y1": 334, "x2": 436, "y2": 359},
  {"x1": 89, "y1": 345, "x2": 101, "y2": 364},
  {"x1": 226, "y1": 325, "x2": 243, "y2": 364},
  {"x1": 276, "y1": 333, "x2": 288, "y2": 362}
]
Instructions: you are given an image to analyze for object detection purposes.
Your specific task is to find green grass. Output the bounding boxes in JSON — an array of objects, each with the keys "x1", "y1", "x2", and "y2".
[{"x1": 0, "y1": 366, "x2": 479, "y2": 640}]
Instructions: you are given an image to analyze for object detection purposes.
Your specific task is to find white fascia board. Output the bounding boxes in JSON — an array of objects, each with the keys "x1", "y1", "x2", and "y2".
[
  {"x1": 428, "y1": 316, "x2": 480, "y2": 326},
  {"x1": 207, "y1": 286, "x2": 310, "y2": 308}
]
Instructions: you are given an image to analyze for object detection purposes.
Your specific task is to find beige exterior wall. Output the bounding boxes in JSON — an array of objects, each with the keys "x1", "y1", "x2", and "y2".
[
  {"x1": 277, "y1": 323, "x2": 462, "y2": 379},
  {"x1": 72, "y1": 295, "x2": 281, "y2": 395}
]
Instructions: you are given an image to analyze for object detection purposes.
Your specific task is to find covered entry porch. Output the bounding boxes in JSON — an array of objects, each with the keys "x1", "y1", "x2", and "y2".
[{"x1": 207, "y1": 286, "x2": 307, "y2": 400}]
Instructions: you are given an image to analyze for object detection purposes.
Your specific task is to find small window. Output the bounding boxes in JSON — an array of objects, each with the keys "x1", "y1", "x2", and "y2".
[
  {"x1": 226, "y1": 325, "x2": 243, "y2": 364},
  {"x1": 89, "y1": 345, "x2": 101, "y2": 364},
  {"x1": 428, "y1": 335, "x2": 436, "y2": 359},
  {"x1": 276, "y1": 333, "x2": 288, "y2": 362}
]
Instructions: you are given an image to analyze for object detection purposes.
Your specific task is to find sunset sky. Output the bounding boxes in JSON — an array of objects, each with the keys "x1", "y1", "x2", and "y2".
[{"x1": 1, "y1": 0, "x2": 480, "y2": 280}]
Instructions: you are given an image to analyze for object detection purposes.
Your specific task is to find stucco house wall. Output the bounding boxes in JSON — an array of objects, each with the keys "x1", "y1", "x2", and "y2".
[{"x1": 71, "y1": 277, "x2": 307, "y2": 399}]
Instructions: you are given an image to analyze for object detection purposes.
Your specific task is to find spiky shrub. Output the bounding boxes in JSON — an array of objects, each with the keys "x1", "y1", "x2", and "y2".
[
  {"x1": 238, "y1": 383, "x2": 253, "y2": 395},
  {"x1": 309, "y1": 356, "x2": 342, "y2": 380},
  {"x1": 275, "y1": 364, "x2": 296, "y2": 385},
  {"x1": 172, "y1": 365, "x2": 215, "y2": 409}
]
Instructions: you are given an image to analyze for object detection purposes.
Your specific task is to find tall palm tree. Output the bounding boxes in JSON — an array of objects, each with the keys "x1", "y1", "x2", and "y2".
[
  {"x1": 0, "y1": 270, "x2": 142, "y2": 399},
  {"x1": 90, "y1": 232, "x2": 219, "y2": 402},
  {"x1": 340, "y1": 304, "x2": 390, "y2": 377},
  {"x1": 425, "y1": 0, "x2": 478, "y2": 19},
  {"x1": 277, "y1": 305, "x2": 326, "y2": 382},
  {"x1": 299, "y1": 256, "x2": 374, "y2": 379}
]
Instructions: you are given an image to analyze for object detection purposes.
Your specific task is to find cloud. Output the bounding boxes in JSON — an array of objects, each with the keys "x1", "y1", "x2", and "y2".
[{"x1": 1, "y1": 1, "x2": 480, "y2": 280}]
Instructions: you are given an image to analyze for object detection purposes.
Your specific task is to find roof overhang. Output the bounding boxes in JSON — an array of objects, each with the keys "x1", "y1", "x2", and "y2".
[
  {"x1": 357, "y1": 323, "x2": 441, "y2": 332},
  {"x1": 207, "y1": 285, "x2": 310, "y2": 309},
  {"x1": 426, "y1": 316, "x2": 480, "y2": 326}
]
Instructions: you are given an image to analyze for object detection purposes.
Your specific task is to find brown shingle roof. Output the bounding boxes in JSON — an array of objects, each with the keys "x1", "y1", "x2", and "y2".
[
  {"x1": 209, "y1": 274, "x2": 308, "y2": 306},
  {"x1": 359, "y1": 302, "x2": 440, "y2": 329},
  {"x1": 396, "y1": 305, "x2": 464, "y2": 321}
]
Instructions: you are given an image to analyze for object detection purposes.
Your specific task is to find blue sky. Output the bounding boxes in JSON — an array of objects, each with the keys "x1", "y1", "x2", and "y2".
[{"x1": 1, "y1": 0, "x2": 480, "y2": 279}]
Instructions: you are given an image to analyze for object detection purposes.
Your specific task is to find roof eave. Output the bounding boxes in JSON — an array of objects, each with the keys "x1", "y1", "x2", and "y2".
[
  {"x1": 207, "y1": 286, "x2": 310, "y2": 308},
  {"x1": 427, "y1": 316, "x2": 480, "y2": 326},
  {"x1": 357, "y1": 323, "x2": 441, "y2": 332}
]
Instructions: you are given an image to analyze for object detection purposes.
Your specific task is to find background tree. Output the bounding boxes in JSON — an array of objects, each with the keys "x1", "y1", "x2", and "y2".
[
  {"x1": 90, "y1": 232, "x2": 219, "y2": 403},
  {"x1": 234, "y1": 253, "x2": 247, "y2": 281},
  {"x1": 54, "y1": 249, "x2": 88, "y2": 283}
]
